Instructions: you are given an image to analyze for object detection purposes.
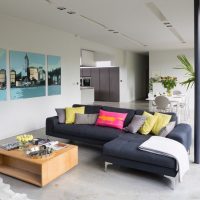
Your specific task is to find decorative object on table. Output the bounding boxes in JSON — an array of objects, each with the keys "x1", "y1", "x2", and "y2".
[
  {"x1": 32, "y1": 138, "x2": 50, "y2": 145},
  {"x1": 0, "y1": 48, "x2": 7, "y2": 101},
  {"x1": 0, "y1": 142, "x2": 20, "y2": 151},
  {"x1": 161, "y1": 76, "x2": 177, "y2": 96},
  {"x1": 9, "y1": 50, "x2": 46, "y2": 100},
  {"x1": 47, "y1": 55, "x2": 61, "y2": 96},
  {"x1": 149, "y1": 75, "x2": 161, "y2": 92},
  {"x1": 175, "y1": 55, "x2": 195, "y2": 89},
  {"x1": 44, "y1": 141, "x2": 67, "y2": 151},
  {"x1": 0, "y1": 178, "x2": 33, "y2": 200},
  {"x1": 26, "y1": 145, "x2": 54, "y2": 159},
  {"x1": 16, "y1": 134, "x2": 33, "y2": 150}
]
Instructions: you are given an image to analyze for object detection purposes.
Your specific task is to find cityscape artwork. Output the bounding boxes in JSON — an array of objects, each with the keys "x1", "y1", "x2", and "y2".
[
  {"x1": 9, "y1": 50, "x2": 46, "y2": 100},
  {"x1": 47, "y1": 55, "x2": 61, "y2": 96},
  {"x1": 0, "y1": 48, "x2": 7, "y2": 101}
]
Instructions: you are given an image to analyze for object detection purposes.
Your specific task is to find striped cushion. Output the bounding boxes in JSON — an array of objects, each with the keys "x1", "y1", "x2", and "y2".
[{"x1": 96, "y1": 109, "x2": 127, "y2": 130}]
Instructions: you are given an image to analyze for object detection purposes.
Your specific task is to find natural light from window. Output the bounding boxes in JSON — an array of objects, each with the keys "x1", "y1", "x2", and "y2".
[{"x1": 96, "y1": 61, "x2": 112, "y2": 67}]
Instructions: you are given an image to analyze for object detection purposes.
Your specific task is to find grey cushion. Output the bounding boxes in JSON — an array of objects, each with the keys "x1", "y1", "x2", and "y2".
[
  {"x1": 159, "y1": 121, "x2": 176, "y2": 137},
  {"x1": 75, "y1": 114, "x2": 98, "y2": 125},
  {"x1": 55, "y1": 108, "x2": 65, "y2": 123},
  {"x1": 124, "y1": 115, "x2": 146, "y2": 133}
]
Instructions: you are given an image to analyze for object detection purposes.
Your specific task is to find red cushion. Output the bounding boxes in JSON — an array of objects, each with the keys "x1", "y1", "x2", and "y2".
[{"x1": 96, "y1": 109, "x2": 127, "y2": 130}]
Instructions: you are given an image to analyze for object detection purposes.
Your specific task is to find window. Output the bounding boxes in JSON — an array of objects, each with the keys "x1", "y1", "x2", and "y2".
[{"x1": 96, "y1": 61, "x2": 112, "y2": 67}]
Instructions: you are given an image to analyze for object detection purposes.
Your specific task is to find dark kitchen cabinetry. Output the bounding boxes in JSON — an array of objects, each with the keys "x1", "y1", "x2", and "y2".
[
  {"x1": 99, "y1": 68, "x2": 110, "y2": 101},
  {"x1": 109, "y1": 67, "x2": 119, "y2": 102},
  {"x1": 86, "y1": 67, "x2": 119, "y2": 102},
  {"x1": 90, "y1": 68, "x2": 100, "y2": 100},
  {"x1": 81, "y1": 68, "x2": 91, "y2": 77}
]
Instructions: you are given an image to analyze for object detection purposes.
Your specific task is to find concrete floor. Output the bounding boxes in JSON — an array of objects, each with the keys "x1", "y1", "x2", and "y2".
[{"x1": 0, "y1": 101, "x2": 198, "y2": 200}]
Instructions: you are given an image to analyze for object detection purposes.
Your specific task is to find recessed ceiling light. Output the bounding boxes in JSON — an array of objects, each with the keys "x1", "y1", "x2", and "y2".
[
  {"x1": 166, "y1": 25, "x2": 173, "y2": 28},
  {"x1": 108, "y1": 29, "x2": 114, "y2": 32},
  {"x1": 113, "y1": 31, "x2": 119, "y2": 34},
  {"x1": 57, "y1": 7, "x2": 66, "y2": 11},
  {"x1": 67, "y1": 11, "x2": 76, "y2": 15}
]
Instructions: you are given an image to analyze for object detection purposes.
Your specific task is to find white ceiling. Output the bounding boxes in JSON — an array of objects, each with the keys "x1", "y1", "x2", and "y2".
[{"x1": 0, "y1": 0, "x2": 194, "y2": 52}]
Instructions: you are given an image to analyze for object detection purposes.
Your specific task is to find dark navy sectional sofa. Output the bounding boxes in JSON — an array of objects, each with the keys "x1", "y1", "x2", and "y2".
[{"x1": 46, "y1": 104, "x2": 192, "y2": 181}]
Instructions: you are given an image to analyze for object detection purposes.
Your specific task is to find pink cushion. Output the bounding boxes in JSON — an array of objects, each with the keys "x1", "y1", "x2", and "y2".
[{"x1": 96, "y1": 109, "x2": 127, "y2": 130}]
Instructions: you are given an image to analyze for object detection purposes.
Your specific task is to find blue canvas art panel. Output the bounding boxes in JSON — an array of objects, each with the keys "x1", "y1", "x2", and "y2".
[
  {"x1": 0, "y1": 49, "x2": 7, "y2": 101},
  {"x1": 10, "y1": 50, "x2": 46, "y2": 100},
  {"x1": 47, "y1": 55, "x2": 61, "y2": 96}
]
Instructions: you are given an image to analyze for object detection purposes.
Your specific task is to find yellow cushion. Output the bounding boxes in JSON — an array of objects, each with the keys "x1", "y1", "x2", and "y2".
[
  {"x1": 139, "y1": 112, "x2": 158, "y2": 135},
  {"x1": 65, "y1": 107, "x2": 85, "y2": 124},
  {"x1": 152, "y1": 112, "x2": 172, "y2": 135}
]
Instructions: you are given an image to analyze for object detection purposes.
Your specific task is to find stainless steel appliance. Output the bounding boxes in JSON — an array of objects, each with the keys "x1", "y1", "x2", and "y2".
[{"x1": 80, "y1": 77, "x2": 91, "y2": 87}]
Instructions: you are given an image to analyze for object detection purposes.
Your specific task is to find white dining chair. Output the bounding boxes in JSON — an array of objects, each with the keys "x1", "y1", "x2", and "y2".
[
  {"x1": 154, "y1": 96, "x2": 171, "y2": 112},
  {"x1": 173, "y1": 90, "x2": 182, "y2": 95}
]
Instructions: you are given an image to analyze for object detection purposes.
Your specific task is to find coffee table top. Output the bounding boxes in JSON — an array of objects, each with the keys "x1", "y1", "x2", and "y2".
[{"x1": 0, "y1": 143, "x2": 77, "y2": 165}]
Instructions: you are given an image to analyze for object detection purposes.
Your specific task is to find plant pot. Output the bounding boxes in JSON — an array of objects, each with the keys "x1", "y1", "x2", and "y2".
[{"x1": 167, "y1": 89, "x2": 172, "y2": 96}]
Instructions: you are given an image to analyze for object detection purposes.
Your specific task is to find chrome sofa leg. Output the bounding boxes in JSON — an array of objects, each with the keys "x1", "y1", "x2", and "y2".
[
  {"x1": 165, "y1": 173, "x2": 179, "y2": 190},
  {"x1": 104, "y1": 162, "x2": 112, "y2": 172}
]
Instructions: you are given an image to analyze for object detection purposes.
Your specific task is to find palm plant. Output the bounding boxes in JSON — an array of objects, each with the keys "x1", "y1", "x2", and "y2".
[{"x1": 175, "y1": 55, "x2": 195, "y2": 90}]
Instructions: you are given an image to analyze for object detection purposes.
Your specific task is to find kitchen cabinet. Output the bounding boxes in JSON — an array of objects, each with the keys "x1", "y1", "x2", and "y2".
[
  {"x1": 109, "y1": 67, "x2": 120, "y2": 102},
  {"x1": 91, "y1": 68, "x2": 100, "y2": 100},
  {"x1": 81, "y1": 68, "x2": 91, "y2": 77},
  {"x1": 81, "y1": 67, "x2": 120, "y2": 102},
  {"x1": 99, "y1": 68, "x2": 110, "y2": 101}
]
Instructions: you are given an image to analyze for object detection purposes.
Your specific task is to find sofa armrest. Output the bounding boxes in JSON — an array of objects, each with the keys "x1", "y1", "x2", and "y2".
[
  {"x1": 46, "y1": 116, "x2": 58, "y2": 135},
  {"x1": 166, "y1": 123, "x2": 192, "y2": 151}
]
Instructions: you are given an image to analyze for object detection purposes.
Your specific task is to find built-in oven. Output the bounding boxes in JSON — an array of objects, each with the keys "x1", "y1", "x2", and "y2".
[{"x1": 80, "y1": 77, "x2": 91, "y2": 87}]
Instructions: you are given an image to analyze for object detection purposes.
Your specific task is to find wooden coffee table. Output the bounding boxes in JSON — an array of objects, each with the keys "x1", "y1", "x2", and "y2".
[{"x1": 0, "y1": 144, "x2": 78, "y2": 187}]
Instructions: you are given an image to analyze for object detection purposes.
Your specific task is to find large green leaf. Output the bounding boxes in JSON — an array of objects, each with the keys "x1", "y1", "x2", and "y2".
[{"x1": 175, "y1": 55, "x2": 195, "y2": 90}]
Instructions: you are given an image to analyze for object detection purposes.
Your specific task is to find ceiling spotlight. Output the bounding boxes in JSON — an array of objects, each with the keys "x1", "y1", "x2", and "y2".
[
  {"x1": 45, "y1": 0, "x2": 52, "y2": 4},
  {"x1": 57, "y1": 7, "x2": 66, "y2": 11},
  {"x1": 67, "y1": 11, "x2": 76, "y2": 15},
  {"x1": 113, "y1": 31, "x2": 119, "y2": 34},
  {"x1": 166, "y1": 25, "x2": 173, "y2": 28},
  {"x1": 108, "y1": 29, "x2": 114, "y2": 32}
]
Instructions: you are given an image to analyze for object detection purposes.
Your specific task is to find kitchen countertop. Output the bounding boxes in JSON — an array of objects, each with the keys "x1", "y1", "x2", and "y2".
[{"x1": 80, "y1": 87, "x2": 94, "y2": 90}]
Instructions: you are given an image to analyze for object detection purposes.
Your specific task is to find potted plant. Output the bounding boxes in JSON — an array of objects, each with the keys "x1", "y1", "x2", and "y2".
[
  {"x1": 161, "y1": 76, "x2": 177, "y2": 96},
  {"x1": 175, "y1": 55, "x2": 195, "y2": 89}
]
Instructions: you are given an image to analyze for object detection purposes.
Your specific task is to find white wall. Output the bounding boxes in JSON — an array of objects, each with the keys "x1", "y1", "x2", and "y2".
[
  {"x1": 0, "y1": 14, "x2": 150, "y2": 139},
  {"x1": 0, "y1": 14, "x2": 81, "y2": 139},
  {"x1": 149, "y1": 49, "x2": 194, "y2": 110}
]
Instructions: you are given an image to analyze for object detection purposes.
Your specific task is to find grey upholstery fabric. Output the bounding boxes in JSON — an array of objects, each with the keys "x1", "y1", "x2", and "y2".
[
  {"x1": 55, "y1": 108, "x2": 65, "y2": 123},
  {"x1": 124, "y1": 115, "x2": 146, "y2": 133},
  {"x1": 103, "y1": 134, "x2": 176, "y2": 169},
  {"x1": 73, "y1": 104, "x2": 102, "y2": 114},
  {"x1": 54, "y1": 123, "x2": 124, "y2": 141},
  {"x1": 75, "y1": 113, "x2": 98, "y2": 125},
  {"x1": 159, "y1": 121, "x2": 176, "y2": 137}
]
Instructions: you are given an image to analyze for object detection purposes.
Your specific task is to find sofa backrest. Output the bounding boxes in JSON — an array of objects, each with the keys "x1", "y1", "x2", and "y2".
[
  {"x1": 73, "y1": 104, "x2": 178, "y2": 125},
  {"x1": 73, "y1": 104, "x2": 102, "y2": 114}
]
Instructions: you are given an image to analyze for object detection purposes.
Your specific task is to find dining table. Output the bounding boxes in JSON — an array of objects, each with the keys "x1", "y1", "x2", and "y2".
[{"x1": 146, "y1": 94, "x2": 186, "y2": 113}]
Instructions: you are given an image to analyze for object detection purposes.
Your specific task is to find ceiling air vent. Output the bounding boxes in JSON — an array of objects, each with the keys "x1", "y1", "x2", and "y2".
[
  {"x1": 80, "y1": 15, "x2": 108, "y2": 29},
  {"x1": 146, "y1": 2, "x2": 167, "y2": 22},
  {"x1": 146, "y1": 2, "x2": 186, "y2": 44}
]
